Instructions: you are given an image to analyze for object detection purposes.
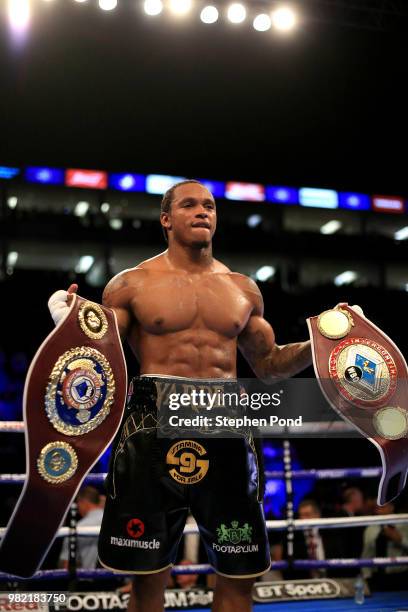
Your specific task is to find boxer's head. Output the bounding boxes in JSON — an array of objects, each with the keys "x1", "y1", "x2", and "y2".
[{"x1": 160, "y1": 180, "x2": 217, "y2": 248}]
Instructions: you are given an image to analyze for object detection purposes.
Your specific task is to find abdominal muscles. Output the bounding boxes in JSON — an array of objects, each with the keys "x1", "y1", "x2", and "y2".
[{"x1": 131, "y1": 327, "x2": 238, "y2": 379}]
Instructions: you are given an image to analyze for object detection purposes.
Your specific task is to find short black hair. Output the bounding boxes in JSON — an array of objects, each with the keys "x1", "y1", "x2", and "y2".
[{"x1": 160, "y1": 179, "x2": 202, "y2": 242}]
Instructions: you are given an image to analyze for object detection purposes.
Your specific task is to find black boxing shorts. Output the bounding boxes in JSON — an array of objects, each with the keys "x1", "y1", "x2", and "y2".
[{"x1": 98, "y1": 375, "x2": 271, "y2": 578}]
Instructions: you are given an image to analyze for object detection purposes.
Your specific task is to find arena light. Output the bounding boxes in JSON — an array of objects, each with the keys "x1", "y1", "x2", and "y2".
[
  {"x1": 109, "y1": 172, "x2": 145, "y2": 192},
  {"x1": 372, "y1": 195, "x2": 404, "y2": 214},
  {"x1": 7, "y1": 196, "x2": 18, "y2": 209},
  {"x1": 117, "y1": 174, "x2": 137, "y2": 190},
  {"x1": 109, "y1": 219, "x2": 123, "y2": 230},
  {"x1": 144, "y1": 0, "x2": 163, "y2": 15},
  {"x1": 225, "y1": 182, "x2": 265, "y2": 201},
  {"x1": 320, "y1": 220, "x2": 342, "y2": 235},
  {"x1": 299, "y1": 187, "x2": 338, "y2": 209},
  {"x1": 169, "y1": 0, "x2": 192, "y2": 16},
  {"x1": 7, "y1": 0, "x2": 30, "y2": 34},
  {"x1": 256, "y1": 265, "x2": 275, "y2": 282},
  {"x1": 99, "y1": 0, "x2": 117, "y2": 10},
  {"x1": 199, "y1": 179, "x2": 225, "y2": 197},
  {"x1": 266, "y1": 186, "x2": 298, "y2": 205},
  {"x1": 74, "y1": 201, "x2": 89, "y2": 217},
  {"x1": 7, "y1": 251, "x2": 18, "y2": 268},
  {"x1": 75, "y1": 255, "x2": 95, "y2": 274},
  {"x1": 271, "y1": 5, "x2": 297, "y2": 32},
  {"x1": 25, "y1": 166, "x2": 64, "y2": 185},
  {"x1": 74, "y1": 0, "x2": 88, "y2": 3},
  {"x1": 100, "y1": 202, "x2": 110, "y2": 213},
  {"x1": 227, "y1": 3, "x2": 246, "y2": 24},
  {"x1": 253, "y1": 13, "x2": 271, "y2": 32},
  {"x1": 146, "y1": 174, "x2": 186, "y2": 195},
  {"x1": 200, "y1": 5, "x2": 218, "y2": 24},
  {"x1": 0, "y1": 166, "x2": 20, "y2": 179},
  {"x1": 66, "y1": 168, "x2": 107, "y2": 190},
  {"x1": 394, "y1": 226, "x2": 408, "y2": 241},
  {"x1": 247, "y1": 214, "x2": 263, "y2": 228},
  {"x1": 334, "y1": 271, "x2": 358, "y2": 287},
  {"x1": 339, "y1": 192, "x2": 370, "y2": 211}
]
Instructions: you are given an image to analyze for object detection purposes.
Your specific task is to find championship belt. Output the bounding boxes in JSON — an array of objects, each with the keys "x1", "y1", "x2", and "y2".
[
  {"x1": 0, "y1": 295, "x2": 127, "y2": 578},
  {"x1": 307, "y1": 303, "x2": 408, "y2": 506}
]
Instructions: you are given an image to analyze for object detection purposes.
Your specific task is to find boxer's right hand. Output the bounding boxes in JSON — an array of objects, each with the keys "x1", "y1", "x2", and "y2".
[{"x1": 48, "y1": 284, "x2": 78, "y2": 326}]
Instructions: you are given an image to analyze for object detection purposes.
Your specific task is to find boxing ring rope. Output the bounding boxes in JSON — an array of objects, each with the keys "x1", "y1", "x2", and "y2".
[
  {"x1": 0, "y1": 468, "x2": 384, "y2": 484},
  {"x1": 2, "y1": 556, "x2": 408, "y2": 582},
  {"x1": 2, "y1": 514, "x2": 407, "y2": 540},
  {"x1": 0, "y1": 421, "x2": 385, "y2": 482},
  {"x1": 0, "y1": 422, "x2": 25, "y2": 432},
  {"x1": 1, "y1": 422, "x2": 407, "y2": 583}
]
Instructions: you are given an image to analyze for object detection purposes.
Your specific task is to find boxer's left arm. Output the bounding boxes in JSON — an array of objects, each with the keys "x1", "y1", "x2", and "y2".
[{"x1": 238, "y1": 280, "x2": 312, "y2": 382}]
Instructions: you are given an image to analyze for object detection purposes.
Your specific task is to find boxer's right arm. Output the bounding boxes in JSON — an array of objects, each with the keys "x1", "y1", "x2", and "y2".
[
  {"x1": 102, "y1": 272, "x2": 133, "y2": 341},
  {"x1": 48, "y1": 274, "x2": 133, "y2": 341}
]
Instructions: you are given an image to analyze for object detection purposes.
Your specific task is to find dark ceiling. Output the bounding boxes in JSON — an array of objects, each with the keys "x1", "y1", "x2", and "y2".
[{"x1": 1, "y1": 0, "x2": 407, "y2": 194}]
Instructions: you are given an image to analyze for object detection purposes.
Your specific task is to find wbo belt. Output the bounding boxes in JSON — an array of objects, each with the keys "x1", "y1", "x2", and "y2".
[
  {"x1": 308, "y1": 303, "x2": 408, "y2": 506},
  {"x1": 0, "y1": 295, "x2": 127, "y2": 578}
]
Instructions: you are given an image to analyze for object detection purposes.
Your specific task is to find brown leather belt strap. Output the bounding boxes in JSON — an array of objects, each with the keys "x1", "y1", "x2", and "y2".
[
  {"x1": 307, "y1": 303, "x2": 408, "y2": 506},
  {"x1": 0, "y1": 295, "x2": 127, "y2": 578}
]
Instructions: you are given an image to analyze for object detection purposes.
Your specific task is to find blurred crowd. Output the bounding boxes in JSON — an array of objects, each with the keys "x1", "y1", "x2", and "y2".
[
  {"x1": 0, "y1": 349, "x2": 27, "y2": 421},
  {"x1": 268, "y1": 487, "x2": 408, "y2": 592},
  {"x1": 25, "y1": 483, "x2": 407, "y2": 595}
]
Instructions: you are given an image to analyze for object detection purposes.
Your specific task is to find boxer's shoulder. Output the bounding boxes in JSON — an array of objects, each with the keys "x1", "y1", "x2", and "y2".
[
  {"x1": 102, "y1": 254, "x2": 171, "y2": 304},
  {"x1": 225, "y1": 272, "x2": 263, "y2": 304},
  {"x1": 102, "y1": 267, "x2": 148, "y2": 308}
]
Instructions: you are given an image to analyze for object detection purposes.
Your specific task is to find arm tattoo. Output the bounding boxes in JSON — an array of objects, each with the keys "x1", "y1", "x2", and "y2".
[{"x1": 102, "y1": 276, "x2": 129, "y2": 306}]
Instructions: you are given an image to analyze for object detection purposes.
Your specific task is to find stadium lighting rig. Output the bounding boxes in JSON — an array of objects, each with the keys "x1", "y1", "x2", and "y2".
[
  {"x1": 143, "y1": 0, "x2": 299, "y2": 32},
  {"x1": 8, "y1": 0, "x2": 408, "y2": 33},
  {"x1": 7, "y1": 0, "x2": 299, "y2": 34}
]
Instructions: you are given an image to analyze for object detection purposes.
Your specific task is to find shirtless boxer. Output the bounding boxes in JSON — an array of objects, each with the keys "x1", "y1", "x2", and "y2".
[{"x1": 49, "y1": 180, "x2": 312, "y2": 612}]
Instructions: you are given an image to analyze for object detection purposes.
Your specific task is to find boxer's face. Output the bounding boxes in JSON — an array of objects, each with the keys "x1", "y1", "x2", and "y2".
[{"x1": 161, "y1": 183, "x2": 217, "y2": 248}]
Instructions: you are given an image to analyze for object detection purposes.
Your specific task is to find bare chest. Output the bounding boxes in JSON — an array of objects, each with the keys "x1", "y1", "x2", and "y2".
[{"x1": 131, "y1": 275, "x2": 252, "y2": 337}]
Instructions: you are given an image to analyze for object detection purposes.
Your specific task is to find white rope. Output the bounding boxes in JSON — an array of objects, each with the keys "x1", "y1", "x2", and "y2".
[
  {"x1": 289, "y1": 514, "x2": 408, "y2": 530},
  {"x1": 0, "y1": 473, "x2": 109, "y2": 484},
  {"x1": 0, "y1": 468, "x2": 385, "y2": 484},
  {"x1": 1, "y1": 513, "x2": 407, "y2": 539},
  {"x1": 0, "y1": 422, "x2": 24, "y2": 432}
]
